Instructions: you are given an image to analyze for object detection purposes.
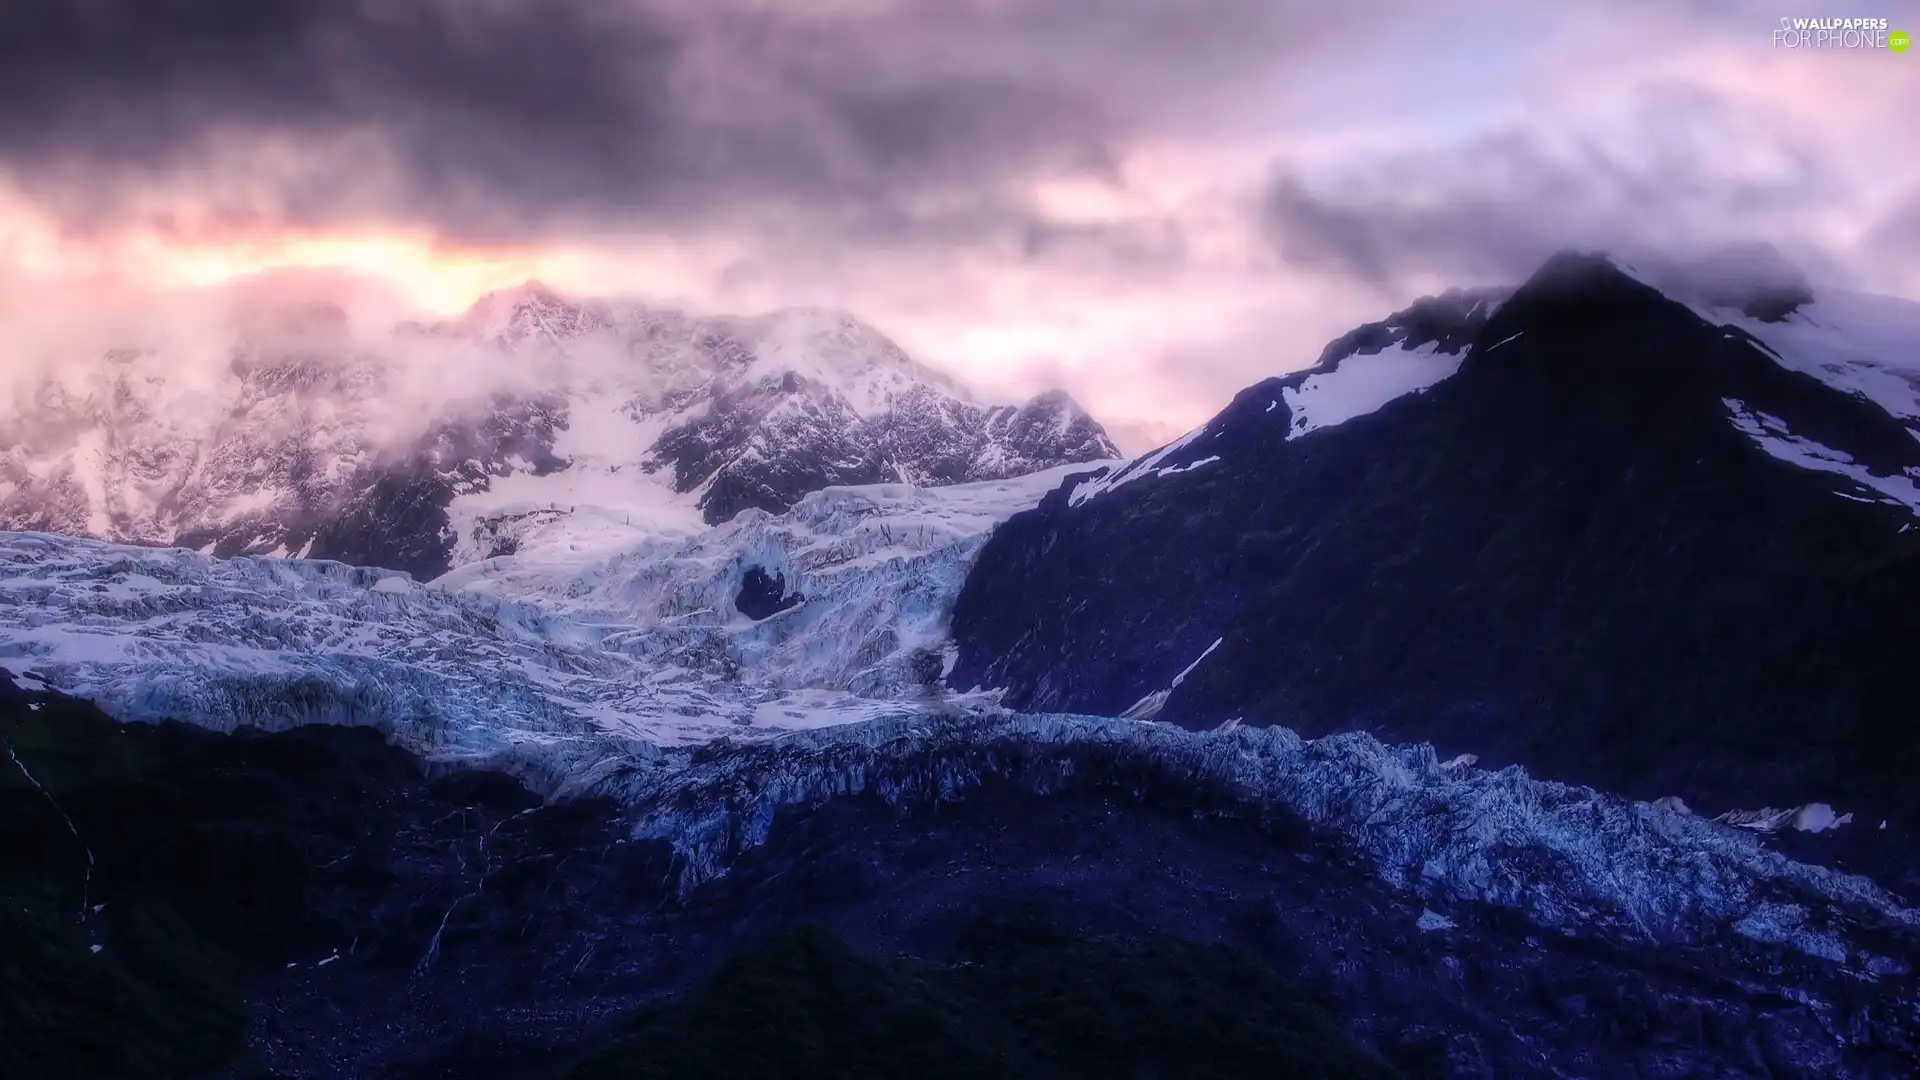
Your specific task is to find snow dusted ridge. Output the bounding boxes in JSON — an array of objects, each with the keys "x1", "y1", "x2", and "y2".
[
  {"x1": 622, "y1": 713, "x2": 1920, "y2": 970},
  {"x1": 0, "y1": 465, "x2": 1104, "y2": 776},
  {"x1": 1070, "y1": 287, "x2": 1498, "y2": 508},
  {"x1": 1729, "y1": 288, "x2": 1920, "y2": 432},
  {"x1": 1069, "y1": 258, "x2": 1920, "y2": 519},
  {"x1": 1067, "y1": 341, "x2": 1465, "y2": 506}
]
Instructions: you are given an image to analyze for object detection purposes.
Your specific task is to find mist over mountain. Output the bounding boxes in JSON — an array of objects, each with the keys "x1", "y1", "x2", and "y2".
[{"x1": 0, "y1": 280, "x2": 1118, "y2": 579}]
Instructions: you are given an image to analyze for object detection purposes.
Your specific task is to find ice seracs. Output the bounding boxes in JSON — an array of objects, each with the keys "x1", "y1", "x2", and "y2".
[{"x1": 622, "y1": 711, "x2": 1920, "y2": 970}]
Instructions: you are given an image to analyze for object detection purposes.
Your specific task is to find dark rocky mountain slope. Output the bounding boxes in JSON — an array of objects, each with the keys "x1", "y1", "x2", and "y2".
[{"x1": 950, "y1": 251, "x2": 1920, "y2": 831}]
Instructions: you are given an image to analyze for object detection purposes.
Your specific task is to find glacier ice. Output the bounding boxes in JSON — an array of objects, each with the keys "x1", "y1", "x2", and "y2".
[
  {"x1": 621, "y1": 712, "x2": 1920, "y2": 970},
  {"x1": 0, "y1": 465, "x2": 1101, "y2": 772}
]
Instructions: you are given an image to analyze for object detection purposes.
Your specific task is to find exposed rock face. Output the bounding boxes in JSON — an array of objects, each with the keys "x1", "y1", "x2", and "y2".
[{"x1": 951, "y1": 251, "x2": 1920, "y2": 832}]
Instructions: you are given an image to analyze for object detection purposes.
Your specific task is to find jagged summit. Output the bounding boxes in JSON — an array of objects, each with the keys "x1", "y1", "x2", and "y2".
[{"x1": 459, "y1": 279, "x2": 616, "y2": 345}]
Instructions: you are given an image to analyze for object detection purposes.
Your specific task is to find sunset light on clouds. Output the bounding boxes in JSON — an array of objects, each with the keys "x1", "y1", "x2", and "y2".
[{"x1": 2, "y1": 0, "x2": 1917, "y2": 450}]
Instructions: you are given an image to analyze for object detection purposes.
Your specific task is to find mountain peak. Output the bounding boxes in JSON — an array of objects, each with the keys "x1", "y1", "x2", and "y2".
[
  {"x1": 1516, "y1": 249, "x2": 1665, "y2": 297},
  {"x1": 1508, "y1": 246, "x2": 1817, "y2": 325},
  {"x1": 461, "y1": 280, "x2": 611, "y2": 345}
]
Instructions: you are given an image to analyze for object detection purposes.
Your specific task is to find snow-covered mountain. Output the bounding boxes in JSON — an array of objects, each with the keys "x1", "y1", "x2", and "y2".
[
  {"x1": 953, "y1": 247, "x2": 1920, "y2": 835},
  {"x1": 0, "y1": 283, "x2": 1118, "y2": 580}
]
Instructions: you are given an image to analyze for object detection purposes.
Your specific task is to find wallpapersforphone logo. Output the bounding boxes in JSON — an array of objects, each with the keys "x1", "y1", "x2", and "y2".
[{"x1": 1771, "y1": 16, "x2": 1908, "y2": 50}]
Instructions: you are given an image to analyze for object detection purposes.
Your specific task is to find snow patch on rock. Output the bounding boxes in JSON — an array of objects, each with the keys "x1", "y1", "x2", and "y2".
[
  {"x1": 1721, "y1": 398, "x2": 1920, "y2": 514},
  {"x1": 1282, "y1": 341, "x2": 1467, "y2": 440}
]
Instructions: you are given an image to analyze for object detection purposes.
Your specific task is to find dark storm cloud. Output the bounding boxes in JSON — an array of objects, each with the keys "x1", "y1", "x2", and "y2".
[
  {"x1": 1259, "y1": 84, "x2": 1846, "y2": 292},
  {"x1": 0, "y1": 1, "x2": 1120, "y2": 238},
  {"x1": 0, "y1": 0, "x2": 1358, "y2": 244}
]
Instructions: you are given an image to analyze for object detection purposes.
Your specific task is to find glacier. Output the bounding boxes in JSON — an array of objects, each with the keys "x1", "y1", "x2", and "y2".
[
  {"x1": 0, "y1": 463, "x2": 1109, "y2": 777},
  {"x1": 617, "y1": 713, "x2": 1920, "y2": 972}
]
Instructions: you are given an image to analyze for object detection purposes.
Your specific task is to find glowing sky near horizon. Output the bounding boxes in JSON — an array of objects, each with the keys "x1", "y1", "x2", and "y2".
[{"x1": 2, "y1": 0, "x2": 1917, "y2": 452}]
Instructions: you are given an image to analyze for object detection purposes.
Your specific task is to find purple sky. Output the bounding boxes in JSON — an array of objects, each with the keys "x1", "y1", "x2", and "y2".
[{"x1": 1, "y1": 0, "x2": 1916, "y2": 450}]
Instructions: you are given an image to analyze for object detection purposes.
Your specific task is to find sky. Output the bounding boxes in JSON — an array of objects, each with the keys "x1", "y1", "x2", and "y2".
[{"x1": 2, "y1": 0, "x2": 1917, "y2": 452}]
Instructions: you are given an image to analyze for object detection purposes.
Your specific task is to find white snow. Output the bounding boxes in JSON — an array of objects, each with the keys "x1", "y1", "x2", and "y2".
[
  {"x1": 1416, "y1": 909, "x2": 1456, "y2": 933},
  {"x1": 1721, "y1": 398, "x2": 1920, "y2": 514},
  {"x1": 1119, "y1": 637, "x2": 1223, "y2": 720},
  {"x1": 1156, "y1": 455, "x2": 1219, "y2": 478},
  {"x1": 729, "y1": 307, "x2": 973, "y2": 417},
  {"x1": 1067, "y1": 425, "x2": 1202, "y2": 506},
  {"x1": 1693, "y1": 289, "x2": 1920, "y2": 431},
  {"x1": 1170, "y1": 638, "x2": 1223, "y2": 688},
  {"x1": 1281, "y1": 341, "x2": 1466, "y2": 441},
  {"x1": 2, "y1": 285, "x2": 1067, "y2": 565},
  {"x1": 1486, "y1": 332, "x2": 1525, "y2": 352},
  {"x1": 70, "y1": 430, "x2": 114, "y2": 536}
]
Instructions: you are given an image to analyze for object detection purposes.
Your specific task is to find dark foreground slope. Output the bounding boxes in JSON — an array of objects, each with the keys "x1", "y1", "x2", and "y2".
[
  {"x1": 6, "y1": 674, "x2": 1918, "y2": 1079},
  {"x1": 950, "y1": 253, "x2": 1920, "y2": 829},
  {"x1": 566, "y1": 919, "x2": 1392, "y2": 1080}
]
